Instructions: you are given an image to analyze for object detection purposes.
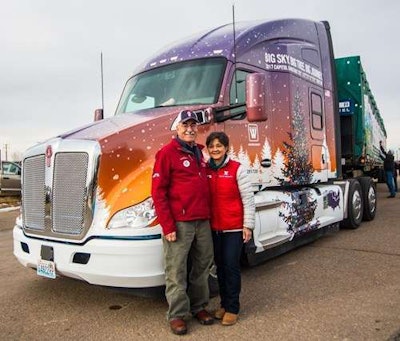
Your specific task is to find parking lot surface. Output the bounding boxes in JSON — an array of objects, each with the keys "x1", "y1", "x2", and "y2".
[{"x1": 1, "y1": 184, "x2": 399, "y2": 340}]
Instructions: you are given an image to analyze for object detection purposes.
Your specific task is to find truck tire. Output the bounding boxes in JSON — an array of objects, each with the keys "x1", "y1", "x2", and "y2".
[
  {"x1": 341, "y1": 179, "x2": 363, "y2": 229},
  {"x1": 358, "y1": 176, "x2": 377, "y2": 221}
]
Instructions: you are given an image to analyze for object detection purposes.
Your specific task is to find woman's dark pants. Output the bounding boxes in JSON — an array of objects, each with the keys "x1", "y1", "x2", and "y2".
[{"x1": 212, "y1": 231, "x2": 243, "y2": 314}]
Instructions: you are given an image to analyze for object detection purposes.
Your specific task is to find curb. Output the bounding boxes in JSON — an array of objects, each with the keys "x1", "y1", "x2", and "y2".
[{"x1": 0, "y1": 206, "x2": 20, "y2": 213}]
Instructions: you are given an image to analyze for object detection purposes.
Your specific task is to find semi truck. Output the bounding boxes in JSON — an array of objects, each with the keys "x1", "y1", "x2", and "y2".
[
  {"x1": 336, "y1": 56, "x2": 387, "y2": 180},
  {"x1": 13, "y1": 18, "x2": 384, "y2": 289}
]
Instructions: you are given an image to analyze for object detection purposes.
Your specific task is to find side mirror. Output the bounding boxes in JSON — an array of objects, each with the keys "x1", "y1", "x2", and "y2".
[
  {"x1": 94, "y1": 109, "x2": 104, "y2": 121},
  {"x1": 200, "y1": 107, "x2": 213, "y2": 124},
  {"x1": 246, "y1": 73, "x2": 268, "y2": 122}
]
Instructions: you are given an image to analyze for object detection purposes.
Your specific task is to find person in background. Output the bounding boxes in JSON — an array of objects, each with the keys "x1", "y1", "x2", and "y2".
[
  {"x1": 379, "y1": 140, "x2": 396, "y2": 198},
  {"x1": 394, "y1": 160, "x2": 399, "y2": 192},
  {"x1": 205, "y1": 131, "x2": 255, "y2": 326},
  {"x1": 151, "y1": 110, "x2": 214, "y2": 335}
]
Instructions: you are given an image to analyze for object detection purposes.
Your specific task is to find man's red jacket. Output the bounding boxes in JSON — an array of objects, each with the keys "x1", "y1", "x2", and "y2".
[{"x1": 151, "y1": 138, "x2": 210, "y2": 235}]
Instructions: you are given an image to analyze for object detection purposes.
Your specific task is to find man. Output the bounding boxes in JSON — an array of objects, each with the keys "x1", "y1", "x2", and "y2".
[
  {"x1": 379, "y1": 141, "x2": 396, "y2": 198},
  {"x1": 151, "y1": 110, "x2": 214, "y2": 335}
]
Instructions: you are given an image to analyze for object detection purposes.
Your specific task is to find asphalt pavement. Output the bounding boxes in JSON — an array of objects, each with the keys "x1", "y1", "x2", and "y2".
[{"x1": 1, "y1": 184, "x2": 399, "y2": 340}]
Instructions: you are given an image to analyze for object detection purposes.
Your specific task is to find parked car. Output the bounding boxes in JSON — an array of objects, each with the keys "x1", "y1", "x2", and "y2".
[{"x1": 0, "y1": 161, "x2": 21, "y2": 195}]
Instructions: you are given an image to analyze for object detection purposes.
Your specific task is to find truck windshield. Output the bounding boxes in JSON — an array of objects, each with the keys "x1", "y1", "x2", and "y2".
[{"x1": 115, "y1": 58, "x2": 226, "y2": 114}]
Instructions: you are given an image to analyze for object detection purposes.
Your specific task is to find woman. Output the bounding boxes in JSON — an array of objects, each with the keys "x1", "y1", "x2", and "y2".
[{"x1": 206, "y1": 131, "x2": 255, "y2": 326}]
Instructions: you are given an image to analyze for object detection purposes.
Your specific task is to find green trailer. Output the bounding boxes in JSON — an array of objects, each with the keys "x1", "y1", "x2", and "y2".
[{"x1": 335, "y1": 56, "x2": 387, "y2": 179}]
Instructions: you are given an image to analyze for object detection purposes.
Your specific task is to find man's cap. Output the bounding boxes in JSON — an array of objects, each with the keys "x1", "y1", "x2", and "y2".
[{"x1": 177, "y1": 110, "x2": 199, "y2": 124}]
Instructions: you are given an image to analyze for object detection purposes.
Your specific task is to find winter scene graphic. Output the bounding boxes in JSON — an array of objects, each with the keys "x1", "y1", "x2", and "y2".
[
  {"x1": 228, "y1": 90, "x2": 332, "y2": 235},
  {"x1": 278, "y1": 189, "x2": 320, "y2": 236},
  {"x1": 325, "y1": 190, "x2": 341, "y2": 210},
  {"x1": 227, "y1": 93, "x2": 335, "y2": 190}
]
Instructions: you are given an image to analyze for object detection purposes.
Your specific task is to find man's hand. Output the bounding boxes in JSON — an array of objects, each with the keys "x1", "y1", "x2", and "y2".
[{"x1": 165, "y1": 232, "x2": 177, "y2": 242}]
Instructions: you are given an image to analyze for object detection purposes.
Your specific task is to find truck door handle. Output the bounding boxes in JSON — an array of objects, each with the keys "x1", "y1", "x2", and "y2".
[{"x1": 261, "y1": 159, "x2": 272, "y2": 168}]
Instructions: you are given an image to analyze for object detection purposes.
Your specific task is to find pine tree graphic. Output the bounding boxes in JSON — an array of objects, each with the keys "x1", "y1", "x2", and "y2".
[
  {"x1": 228, "y1": 145, "x2": 237, "y2": 161},
  {"x1": 277, "y1": 89, "x2": 319, "y2": 235},
  {"x1": 278, "y1": 190, "x2": 319, "y2": 235},
  {"x1": 276, "y1": 89, "x2": 314, "y2": 186},
  {"x1": 260, "y1": 138, "x2": 273, "y2": 185},
  {"x1": 272, "y1": 147, "x2": 285, "y2": 186}
]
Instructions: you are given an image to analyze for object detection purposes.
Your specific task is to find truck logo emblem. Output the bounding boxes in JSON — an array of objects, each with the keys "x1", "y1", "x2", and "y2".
[
  {"x1": 45, "y1": 145, "x2": 52, "y2": 167},
  {"x1": 183, "y1": 160, "x2": 190, "y2": 167},
  {"x1": 248, "y1": 124, "x2": 259, "y2": 142}
]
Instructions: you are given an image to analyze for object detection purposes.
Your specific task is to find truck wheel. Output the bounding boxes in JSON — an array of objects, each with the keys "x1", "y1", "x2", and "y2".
[
  {"x1": 358, "y1": 177, "x2": 377, "y2": 221},
  {"x1": 341, "y1": 179, "x2": 363, "y2": 229}
]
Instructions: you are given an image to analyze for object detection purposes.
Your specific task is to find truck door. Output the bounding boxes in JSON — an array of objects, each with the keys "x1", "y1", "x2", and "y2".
[
  {"x1": 309, "y1": 90, "x2": 329, "y2": 182},
  {"x1": 1, "y1": 161, "x2": 22, "y2": 193},
  {"x1": 223, "y1": 67, "x2": 278, "y2": 244},
  {"x1": 223, "y1": 68, "x2": 268, "y2": 189}
]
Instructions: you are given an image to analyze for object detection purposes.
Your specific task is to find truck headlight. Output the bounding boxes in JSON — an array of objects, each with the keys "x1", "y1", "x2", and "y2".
[
  {"x1": 107, "y1": 197, "x2": 157, "y2": 229},
  {"x1": 15, "y1": 214, "x2": 23, "y2": 229}
]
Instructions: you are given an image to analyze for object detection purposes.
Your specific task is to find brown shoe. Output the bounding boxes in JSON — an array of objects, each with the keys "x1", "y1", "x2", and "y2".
[
  {"x1": 214, "y1": 307, "x2": 225, "y2": 320},
  {"x1": 169, "y1": 318, "x2": 187, "y2": 335},
  {"x1": 221, "y1": 312, "x2": 238, "y2": 326},
  {"x1": 195, "y1": 309, "x2": 214, "y2": 325}
]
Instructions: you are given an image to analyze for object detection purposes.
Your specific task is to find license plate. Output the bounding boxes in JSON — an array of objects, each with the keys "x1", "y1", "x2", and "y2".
[{"x1": 37, "y1": 259, "x2": 56, "y2": 279}]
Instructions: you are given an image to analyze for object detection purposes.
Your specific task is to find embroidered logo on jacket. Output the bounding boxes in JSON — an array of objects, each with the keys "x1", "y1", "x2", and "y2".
[{"x1": 219, "y1": 171, "x2": 234, "y2": 178}]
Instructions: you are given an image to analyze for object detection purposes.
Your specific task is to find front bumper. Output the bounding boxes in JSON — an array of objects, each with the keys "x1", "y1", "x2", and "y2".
[{"x1": 13, "y1": 226, "x2": 165, "y2": 288}]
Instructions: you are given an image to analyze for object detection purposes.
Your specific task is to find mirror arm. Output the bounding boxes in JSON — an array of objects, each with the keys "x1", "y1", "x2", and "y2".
[
  {"x1": 214, "y1": 102, "x2": 245, "y2": 113},
  {"x1": 214, "y1": 103, "x2": 246, "y2": 122}
]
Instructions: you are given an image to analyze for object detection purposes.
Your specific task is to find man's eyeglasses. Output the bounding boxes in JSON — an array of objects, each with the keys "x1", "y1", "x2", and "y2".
[{"x1": 180, "y1": 122, "x2": 198, "y2": 129}]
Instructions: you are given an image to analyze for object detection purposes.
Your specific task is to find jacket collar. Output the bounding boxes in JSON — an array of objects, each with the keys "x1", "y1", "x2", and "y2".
[
  {"x1": 208, "y1": 155, "x2": 230, "y2": 170},
  {"x1": 173, "y1": 137, "x2": 204, "y2": 153}
]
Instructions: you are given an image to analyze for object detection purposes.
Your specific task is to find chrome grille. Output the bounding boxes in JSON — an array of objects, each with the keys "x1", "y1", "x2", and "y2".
[
  {"x1": 52, "y1": 153, "x2": 89, "y2": 235},
  {"x1": 23, "y1": 155, "x2": 46, "y2": 230},
  {"x1": 22, "y1": 143, "x2": 96, "y2": 240}
]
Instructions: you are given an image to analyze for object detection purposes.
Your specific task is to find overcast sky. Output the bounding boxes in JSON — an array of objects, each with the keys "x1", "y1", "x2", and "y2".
[{"x1": 1, "y1": 0, "x2": 399, "y2": 160}]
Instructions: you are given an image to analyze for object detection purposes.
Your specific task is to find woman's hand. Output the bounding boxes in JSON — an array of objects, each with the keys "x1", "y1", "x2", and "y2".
[{"x1": 243, "y1": 227, "x2": 252, "y2": 243}]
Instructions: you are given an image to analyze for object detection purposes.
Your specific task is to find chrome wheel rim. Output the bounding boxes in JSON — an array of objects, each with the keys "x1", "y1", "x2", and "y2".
[
  {"x1": 368, "y1": 186, "x2": 376, "y2": 213},
  {"x1": 352, "y1": 189, "x2": 362, "y2": 222}
]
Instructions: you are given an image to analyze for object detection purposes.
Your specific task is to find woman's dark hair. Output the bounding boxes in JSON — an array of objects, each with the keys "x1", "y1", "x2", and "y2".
[{"x1": 206, "y1": 131, "x2": 229, "y2": 148}]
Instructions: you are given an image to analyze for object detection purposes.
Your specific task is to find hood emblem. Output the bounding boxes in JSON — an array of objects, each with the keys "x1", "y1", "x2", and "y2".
[{"x1": 45, "y1": 145, "x2": 53, "y2": 167}]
